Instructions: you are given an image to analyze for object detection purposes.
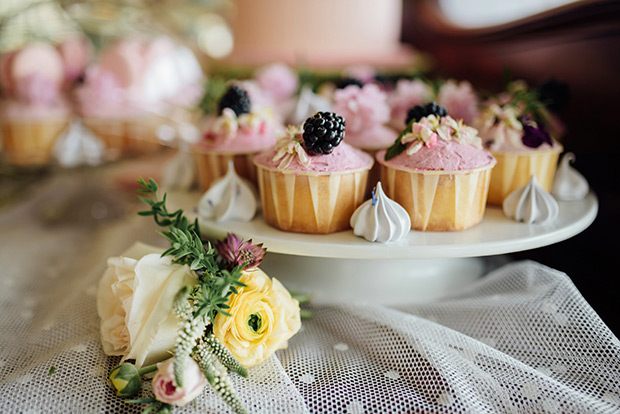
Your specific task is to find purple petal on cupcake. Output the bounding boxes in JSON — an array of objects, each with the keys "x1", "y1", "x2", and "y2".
[{"x1": 521, "y1": 116, "x2": 552, "y2": 148}]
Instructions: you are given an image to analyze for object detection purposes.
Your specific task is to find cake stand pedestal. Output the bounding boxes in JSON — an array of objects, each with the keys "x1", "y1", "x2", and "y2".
[{"x1": 169, "y1": 191, "x2": 598, "y2": 304}]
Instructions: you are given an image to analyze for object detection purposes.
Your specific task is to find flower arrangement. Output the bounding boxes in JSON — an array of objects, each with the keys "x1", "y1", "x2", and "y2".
[
  {"x1": 98, "y1": 178, "x2": 301, "y2": 413},
  {"x1": 385, "y1": 110, "x2": 481, "y2": 161},
  {"x1": 476, "y1": 80, "x2": 558, "y2": 150}
]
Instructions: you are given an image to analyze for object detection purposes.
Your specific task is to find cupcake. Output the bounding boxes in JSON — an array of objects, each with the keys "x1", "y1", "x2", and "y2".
[
  {"x1": 0, "y1": 43, "x2": 71, "y2": 165},
  {"x1": 476, "y1": 81, "x2": 563, "y2": 205},
  {"x1": 377, "y1": 103, "x2": 496, "y2": 232},
  {"x1": 386, "y1": 78, "x2": 433, "y2": 130},
  {"x1": 253, "y1": 112, "x2": 373, "y2": 234},
  {"x1": 193, "y1": 84, "x2": 280, "y2": 191},
  {"x1": 75, "y1": 36, "x2": 204, "y2": 158},
  {"x1": 332, "y1": 83, "x2": 398, "y2": 194}
]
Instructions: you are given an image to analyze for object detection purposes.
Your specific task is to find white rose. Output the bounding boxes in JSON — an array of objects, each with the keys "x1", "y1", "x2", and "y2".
[{"x1": 97, "y1": 242, "x2": 197, "y2": 368}]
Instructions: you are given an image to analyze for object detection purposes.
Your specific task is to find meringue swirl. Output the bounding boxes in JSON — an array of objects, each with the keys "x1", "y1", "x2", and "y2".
[
  {"x1": 198, "y1": 161, "x2": 257, "y2": 222},
  {"x1": 551, "y1": 152, "x2": 589, "y2": 201},
  {"x1": 350, "y1": 181, "x2": 411, "y2": 242},
  {"x1": 503, "y1": 175, "x2": 559, "y2": 224}
]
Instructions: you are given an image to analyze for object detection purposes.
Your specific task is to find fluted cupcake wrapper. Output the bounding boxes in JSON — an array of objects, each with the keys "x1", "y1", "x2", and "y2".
[
  {"x1": 381, "y1": 164, "x2": 493, "y2": 231},
  {"x1": 255, "y1": 165, "x2": 369, "y2": 234},
  {"x1": 82, "y1": 118, "x2": 128, "y2": 160},
  {"x1": 488, "y1": 146, "x2": 562, "y2": 206},
  {"x1": 125, "y1": 116, "x2": 165, "y2": 154},
  {"x1": 193, "y1": 150, "x2": 258, "y2": 191},
  {"x1": 1, "y1": 119, "x2": 69, "y2": 165}
]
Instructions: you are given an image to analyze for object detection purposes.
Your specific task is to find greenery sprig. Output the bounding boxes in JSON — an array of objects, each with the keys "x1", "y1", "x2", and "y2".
[{"x1": 136, "y1": 178, "x2": 248, "y2": 414}]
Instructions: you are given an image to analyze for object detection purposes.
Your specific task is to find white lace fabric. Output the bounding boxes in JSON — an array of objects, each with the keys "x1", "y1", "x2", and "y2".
[{"x1": 0, "y1": 176, "x2": 618, "y2": 413}]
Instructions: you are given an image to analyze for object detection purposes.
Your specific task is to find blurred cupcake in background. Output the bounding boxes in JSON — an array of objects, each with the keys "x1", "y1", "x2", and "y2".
[
  {"x1": 435, "y1": 79, "x2": 479, "y2": 126},
  {"x1": 476, "y1": 80, "x2": 563, "y2": 205},
  {"x1": 0, "y1": 43, "x2": 72, "y2": 165},
  {"x1": 386, "y1": 77, "x2": 433, "y2": 130},
  {"x1": 74, "y1": 35, "x2": 204, "y2": 159},
  {"x1": 193, "y1": 82, "x2": 282, "y2": 191},
  {"x1": 332, "y1": 83, "x2": 397, "y2": 194},
  {"x1": 253, "y1": 62, "x2": 299, "y2": 122}
]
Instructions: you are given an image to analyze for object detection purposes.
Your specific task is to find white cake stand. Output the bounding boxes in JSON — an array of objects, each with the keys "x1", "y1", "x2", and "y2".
[{"x1": 169, "y1": 191, "x2": 598, "y2": 304}]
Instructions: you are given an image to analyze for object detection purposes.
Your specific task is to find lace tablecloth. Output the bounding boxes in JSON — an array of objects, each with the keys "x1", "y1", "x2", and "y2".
[{"x1": 0, "y1": 166, "x2": 619, "y2": 413}]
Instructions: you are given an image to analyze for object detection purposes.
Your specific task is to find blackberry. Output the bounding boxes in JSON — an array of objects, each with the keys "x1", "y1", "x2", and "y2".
[
  {"x1": 218, "y1": 85, "x2": 251, "y2": 116},
  {"x1": 335, "y1": 77, "x2": 363, "y2": 90},
  {"x1": 405, "y1": 102, "x2": 448, "y2": 124},
  {"x1": 302, "y1": 112, "x2": 346, "y2": 155}
]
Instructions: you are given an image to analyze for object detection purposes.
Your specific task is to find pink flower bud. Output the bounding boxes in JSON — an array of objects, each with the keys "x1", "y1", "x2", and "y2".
[{"x1": 152, "y1": 359, "x2": 207, "y2": 407}]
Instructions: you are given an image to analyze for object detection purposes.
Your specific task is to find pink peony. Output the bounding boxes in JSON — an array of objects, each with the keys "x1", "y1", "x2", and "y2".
[
  {"x1": 15, "y1": 73, "x2": 60, "y2": 106},
  {"x1": 255, "y1": 63, "x2": 298, "y2": 102},
  {"x1": 152, "y1": 358, "x2": 207, "y2": 407},
  {"x1": 387, "y1": 79, "x2": 433, "y2": 127},
  {"x1": 436, "y1": 80, "x2": 479, "y2": 125},
  {"x1": 333, "y1": 84, "x2": 390, "y2": 133}
]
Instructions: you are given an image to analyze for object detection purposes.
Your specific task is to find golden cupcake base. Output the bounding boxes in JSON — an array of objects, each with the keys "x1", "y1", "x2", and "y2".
[
  {"x1": 193, "y1": 149, "x2": 259, "y2": 192},
  {"x1": 255, "y1": 165, "x2": 370, "y2": 234},
  {"x1": 1, "y1": 119, "x2": 69, "y2": 165},
  {"x1": 487, "y1": 146, "x2": 562, "y2": 206},
  {"x1": 380, "y1": 164, "x2": 494, "y2": 232}
]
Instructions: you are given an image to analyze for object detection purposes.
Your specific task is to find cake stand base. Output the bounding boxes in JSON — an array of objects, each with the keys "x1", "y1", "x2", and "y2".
[{"x1": 260, "y1": 254, "x2": 493, "y2": 305}]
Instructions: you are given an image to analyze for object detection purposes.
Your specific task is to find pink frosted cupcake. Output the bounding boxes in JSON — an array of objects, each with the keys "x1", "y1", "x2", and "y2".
[
  {"x1": 254, "y1": 111, "x2": 373, "y2": 234},
  {"x1": 0, "y1": 43, "x2": 71, "y2": 165},
  {"x1": 476, "y1": 81, "x2": 563, "y2": 205},
  {"x1": 76, "y1": 36, "x2": 204, "y2": 158},
  {"x1": 386, "y1": 78, "x2": 433, "y2": 130},
  {"x1": 193, "y1": 84, "x2": 281, "y2": 191},
  {"x1": 377, "y1": 103, "x2": 496, "y2": 231},
  {"x1": 333, "y1": 83, "x2": 398, "y2": 195}
]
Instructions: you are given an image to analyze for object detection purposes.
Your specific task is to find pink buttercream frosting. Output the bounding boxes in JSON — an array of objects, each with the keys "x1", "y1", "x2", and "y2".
[
  {"x1": 436, "y1": 80, "x2": 479, "y2": 125},
  {"x1": 254, "y1": 63, "x2": 299, "y2": 102},
  {"x1": 196, "y1": 112, "x2": 279, "y2": 154},
  {"x1": 254, "y1": 141, "x2": 373, "y2": 173},
  {"x1": 378, "y1": 139, "x2": 495, "y2": 172},
  {"x1": 387, "y1": 79, "x2": 433, "y2": 128},
  {"x1": 333, "y1": 84, "x2": 397, "y2": 150},
  {"x1": 74, "y1": 67, "x2": 134, "y2": 118}
]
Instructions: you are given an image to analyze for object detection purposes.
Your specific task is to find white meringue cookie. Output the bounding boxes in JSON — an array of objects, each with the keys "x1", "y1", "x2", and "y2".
[
  {"x1": 350, "y1": 182, "x2": 411, "y2": 242},
  {"x1": 162, "y1": 146, "x2": 195, "y2": 191},
  {"x1": 53, "y1": 118, "x2": 105, "y2": 167},
  {"x1": 286, "y1": 84, "x2": 332, "y2": 125},
  {"x1": 503, "y1": 175, "x2": 559, "y2": 224},
  {"x1": 552, "y1": 152, "x2": 589, "y2": 201},
  {"x1": 198, "y1": 161, "x2": 257, "y2": 222}
]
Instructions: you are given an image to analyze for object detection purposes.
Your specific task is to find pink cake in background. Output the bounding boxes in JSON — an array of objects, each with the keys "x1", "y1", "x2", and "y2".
[
  {"x1": 0, "y1": 43, "x2": 72, "y2": 165},
  {"x1": 377, "y1": 103, "x2": 495, "y2": 231},
  {"x1": 254, "y1": 112, "x2": 373, "y2": 234},
  {"x1": 224, "y1": 0, "x2": 416, "y2": 70}
]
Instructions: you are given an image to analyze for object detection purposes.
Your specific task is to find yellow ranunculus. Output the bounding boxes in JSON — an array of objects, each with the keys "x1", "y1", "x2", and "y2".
[{"x1": 212, "y1": 268, "x2": 301, "y2": 368}]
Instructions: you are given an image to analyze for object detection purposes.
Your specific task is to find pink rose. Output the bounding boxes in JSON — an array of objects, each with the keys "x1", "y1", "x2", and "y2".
[
  {"x1": 152, "y1": 358, "x2": 207, "y2": 406},
  {"x1": 255, "y1": 63, "x2": 298, "y2": 102},
  {"x1": 333, "y1": 84, "x2": 390, "y2": 133},
  {"x1": 436, "y1": 80, "x2": 479, "y2": 125}
]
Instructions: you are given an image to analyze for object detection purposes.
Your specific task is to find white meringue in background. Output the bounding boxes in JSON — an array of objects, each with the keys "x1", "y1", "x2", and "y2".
[
  {"x1": 198, "y1": 161, "x2": 257, "y2": 223},
  {"x1": 286, "y1": 85, "x2": 332, "y2": 125},
  {"x1": 162, "y1": 145, "x2": 195, "y2": 191},
  {"x1": 53, "y1": 118, "x2": 105, "y2": 167},
  {"x1": 552, "y1": 152, "x2": 589, "y2": 201},
  {"x1": 503, "y1": 175, "x2": 559, "y2": 224},
  {"x1": 350, "y1": 182, "x2": 411, "y2": 242}
]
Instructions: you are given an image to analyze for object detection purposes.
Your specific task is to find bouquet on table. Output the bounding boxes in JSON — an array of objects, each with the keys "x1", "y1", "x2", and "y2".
[{"x1": 97, "y1": 179, "x2": 302, "y2": 413}]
